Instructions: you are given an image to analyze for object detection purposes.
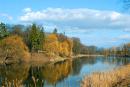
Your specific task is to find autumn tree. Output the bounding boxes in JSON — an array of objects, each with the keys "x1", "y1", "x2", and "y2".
[
  {"x1": 44, "y1": 34, "x2": 59, "y2": 56},
  {"x1": 122, "y1": 43, "x2": 130, "y2": 56},
  {"x1": 11, "y1": 25, "x2": 23, "y2": 36},
  {"x1": 57, "y1": 33, "x2": 67, "y2": 42},
  {"x1": 72, "y1": 37, "x2": 81, "y2": 55},
  {"x1": 44, "y1": 33, "x2": 73, "y2": 57},
  {"x1": 22, "y1": 27, "x2": 31, "y2": 50},
  {"x1": 0, "y1": 35, "x2": 30, "y2": 62},
  {"x1": 59, "y1": 39, "x2": 73, "y2": 57}
]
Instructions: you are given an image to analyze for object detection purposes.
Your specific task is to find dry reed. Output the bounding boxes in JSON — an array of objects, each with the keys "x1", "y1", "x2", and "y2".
[{"x1": 81, "y1": 64, "x2": 130, "y2": 87}]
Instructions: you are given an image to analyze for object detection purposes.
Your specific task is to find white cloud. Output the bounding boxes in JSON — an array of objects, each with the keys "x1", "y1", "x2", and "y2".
[
  {"x1": 0, "y1": 13, "x2": 13, "y2": 20},
  {"x1": 119, "y1": 34, "x2": 130, "y2": 40},
  {"x1": 19, "y1": 8, "x2": 130, "y2": 30},
  {"x1": 108, "y1": 34, "x2": 130, "y2": 44},
  {"x1": 23, "y1": 8, "x2": 32, "y2": 12},
  {"x1": 19, "y1": 8, "x2": 130, "y2": 47}
]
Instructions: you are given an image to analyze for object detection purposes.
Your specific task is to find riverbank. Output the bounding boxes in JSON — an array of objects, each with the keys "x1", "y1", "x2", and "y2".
[
  {"x1": 72, "y1": 54, "x2": 104, "y2": 58},
  {"x1": 49, "y1": 54, "x2": 104, "y2": 64},
  {"x1": 0, "y1": 54, "x2": 104, "y2": 64},
  {"x1": 81, "y1": 64, "x2": 130, "y2": 87},
  {"x1": 30, "y1": 53, "x2": 70, "y2": 65}
]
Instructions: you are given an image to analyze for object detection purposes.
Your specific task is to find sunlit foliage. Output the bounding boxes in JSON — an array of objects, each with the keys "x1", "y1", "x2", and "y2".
[
  {"x1": 44, "y1": 33, "x2": 73, "y2": 57},
  {"x1": 0, "y1": 35, "x2": 30, "y2": 61},
  {"x1": 44, "y1": 34, "x2": 59, "y2": 56}
]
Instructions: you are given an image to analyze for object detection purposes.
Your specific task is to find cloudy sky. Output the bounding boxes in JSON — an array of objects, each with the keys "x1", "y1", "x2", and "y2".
[{"x1": 0, "y1": 0, "x2": 130, "y2": 48}]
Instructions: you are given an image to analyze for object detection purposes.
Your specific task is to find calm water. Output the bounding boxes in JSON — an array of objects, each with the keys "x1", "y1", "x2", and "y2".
[{"x1": 0, "y1": 56, "x2": 130, "y2": 87}]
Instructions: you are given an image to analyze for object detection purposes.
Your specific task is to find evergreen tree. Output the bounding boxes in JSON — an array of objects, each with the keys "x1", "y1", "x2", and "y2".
[
  {"x1": 11, "y1": 25, "x2": 23, "y2": 36},
  {"x1": 39, "y1": 27, "x2": 45, "y2": 50},
  {"x1": 29, "y1": 24, "x2": 40, "y2": 52},
  {"x1": 53, "y1": 28, "x2": 58, "y2": 34},
  {"x1": 0, "y1": 22, "x2": 9, "y2": 39},
  {"x1": 29, "y1": 24, "x2": 45, "y2": 52}
]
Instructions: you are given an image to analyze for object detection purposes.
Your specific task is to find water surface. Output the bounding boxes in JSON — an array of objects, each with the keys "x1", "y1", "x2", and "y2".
[{"x1": 0, "y1": 56, "x2": 130, "y2": 87}]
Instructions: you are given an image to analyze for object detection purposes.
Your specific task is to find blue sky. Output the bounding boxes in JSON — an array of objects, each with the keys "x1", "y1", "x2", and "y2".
[{"x1": 0, "y1": 0, "x2": 130, "y2": 48}]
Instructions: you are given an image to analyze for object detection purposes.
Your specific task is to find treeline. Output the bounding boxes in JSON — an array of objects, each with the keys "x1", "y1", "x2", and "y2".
[
  {"x1": 72, "y1": 37, "x2": 101, "y2": 55},
  {"x1": 1, "y1": 22, "x2": 130, "y2": 61},
  {"x1": 0, "y1": 22, "x2": 75, "y2": 61},
  {"x1": 0, "y1": 22, "x2": 104, "y2": 62},
  {"x1": 102, "y1": 43, "x2": 130, "y2": 57}
]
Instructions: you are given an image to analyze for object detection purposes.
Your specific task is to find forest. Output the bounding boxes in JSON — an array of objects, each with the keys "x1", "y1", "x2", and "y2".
[
  {"x1": 0, "y1": 22, "x2": 130, "y2": 63},
  {"x1": 0, "y1": 22, "x2": 100, "y2": 63}
]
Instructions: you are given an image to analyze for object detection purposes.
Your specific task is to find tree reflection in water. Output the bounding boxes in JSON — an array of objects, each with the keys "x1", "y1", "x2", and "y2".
[
  {"x1": 0, "y1": 57, "x2": 130, "y2": 87},
  {"x1": 0, "y1": 63, "x2": 29, "y2": 87},
  {"x1": 72, "y1": 57, "x2": 97, "y2": 75},
  {"x1": 24, "y1": 59, "x2": 72, "y2": 87},
  {"x1": 0, "y1": 60, "x2": 72, "y2": 87}
]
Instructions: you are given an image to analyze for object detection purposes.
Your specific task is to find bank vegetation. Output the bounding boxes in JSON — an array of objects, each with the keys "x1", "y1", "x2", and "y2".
[{"x1": 81, "y1": 64, "x2": 130, "y2": 87}]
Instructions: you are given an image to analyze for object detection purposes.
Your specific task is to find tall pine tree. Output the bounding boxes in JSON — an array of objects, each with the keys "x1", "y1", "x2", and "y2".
[
  {"x1": 29, "y1": 24, "x2": 45, "y2": 52},
  {"x1": 0, "y1": 22, "x2": 9, "y2": 40}
]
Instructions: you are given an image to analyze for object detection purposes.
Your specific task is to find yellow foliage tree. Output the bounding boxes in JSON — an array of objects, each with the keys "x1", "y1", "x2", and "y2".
[
  {"x1": 44, "y1": 34, "x2": 73, "y2": 57},
  {"x1": 0, "y1": 35, "x2": 30, "y2": 62},
  {"x1": 66, "y1": 39, "x2": 73, "y2": 56},
  {"x1": 59, "y1": 41, "x2": 69, "y2": 57},
  {"x1": 59, "y1": 39, "x2": 73, "y2": 57},
  {"x1": 44, "y1": 34, "x2": 59, "y2": 56}
]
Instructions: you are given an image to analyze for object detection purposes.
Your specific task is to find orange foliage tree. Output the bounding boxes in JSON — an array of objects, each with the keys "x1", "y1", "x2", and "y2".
[
  {"x1": 59, "y1": 39, "x2": 73, "y2": 57},
  {"x1": 44, "y1": 33, "x2": 73, "y2": 57},
  {"x1": 0, "y1": 35, "x2": 30, "y2": 61},
  {"x1": 44, "y1": 34, "x2": 59, "y2": 56}
]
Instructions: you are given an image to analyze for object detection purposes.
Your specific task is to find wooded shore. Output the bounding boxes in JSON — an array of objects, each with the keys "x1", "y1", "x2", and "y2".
[{"x1": 0, "y1": 53, "x2": 104, "y2": 64}]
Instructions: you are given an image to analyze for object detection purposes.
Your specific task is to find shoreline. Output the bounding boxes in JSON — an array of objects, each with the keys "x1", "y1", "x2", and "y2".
[
  {"x1": 72, "y1": 54, "x2": 104, "y2": 58},
  {"x1": 50, "y1": 54, "x2": 104, "y2": 63},
  {"x1": 0, "y1": 54, "x2": 104, "y2": 65}
]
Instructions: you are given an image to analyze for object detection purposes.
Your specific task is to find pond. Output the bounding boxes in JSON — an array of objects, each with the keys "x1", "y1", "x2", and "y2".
[{"x1": 0, "y1": 56, "x2": 130, "y2": 87}]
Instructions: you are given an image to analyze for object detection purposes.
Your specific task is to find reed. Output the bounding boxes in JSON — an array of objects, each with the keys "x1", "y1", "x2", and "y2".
[
  {"x1": 2, "y1": 79, "x2": 23, "y2": 87},
  {"x1": 81, "y1": 64, "x2": 130, "y2": 87}
]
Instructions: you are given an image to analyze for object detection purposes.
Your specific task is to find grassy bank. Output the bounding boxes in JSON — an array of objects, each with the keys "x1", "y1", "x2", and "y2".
[{"x1": 81, "y1": 64, "x2": 130, "y2": 87}]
